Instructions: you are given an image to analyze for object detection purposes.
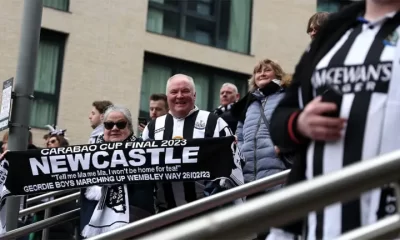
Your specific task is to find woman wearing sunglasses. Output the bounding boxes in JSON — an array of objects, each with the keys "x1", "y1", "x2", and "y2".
[
  {"x1": 80, "y1": 105, "x2": 155, "y2": 238},
  {"x1": 46, "y1": 134, "x2": 69, "y2": 148}
]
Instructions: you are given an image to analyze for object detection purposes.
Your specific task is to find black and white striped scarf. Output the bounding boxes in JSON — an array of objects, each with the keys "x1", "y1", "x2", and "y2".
[
  {"x1": 81, "y1": 134, "x2": 137, "y2": 238},
  {"x1": 213, "y1": 103, "x2": 234, "y2": 115}
]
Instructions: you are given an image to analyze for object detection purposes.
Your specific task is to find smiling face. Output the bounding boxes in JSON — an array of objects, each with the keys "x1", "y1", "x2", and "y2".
[
  {"x1": 167, "y1": 76, "x2": 196, "y2": 118},
  {"x1": 103, "y1": 111, "x2": 131, "y2": 142},
  {"x1": 254, "y1": 64, "x2": 277, "y2": 89}
]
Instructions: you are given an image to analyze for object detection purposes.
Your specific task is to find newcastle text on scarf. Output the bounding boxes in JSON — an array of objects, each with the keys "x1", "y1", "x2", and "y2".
[{"x1": 4, "y1": 137, "x2": 237, "y2": 195}]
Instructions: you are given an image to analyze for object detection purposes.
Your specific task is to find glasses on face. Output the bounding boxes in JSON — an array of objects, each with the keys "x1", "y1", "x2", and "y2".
[
  {"x1": 47, "y1": 139, "x2": 58, "y2": 147},
  {"x1": 104, "y1": 121, "x2": 128, "y2": 130}
]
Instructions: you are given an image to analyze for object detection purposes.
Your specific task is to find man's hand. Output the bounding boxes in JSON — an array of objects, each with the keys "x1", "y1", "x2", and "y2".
[
  {"x1": 138, "y1": 124, "x2": 146, "y2": 133},
  {"x1": 296, "y1": 96, "x2": 346, "y2": 141}
]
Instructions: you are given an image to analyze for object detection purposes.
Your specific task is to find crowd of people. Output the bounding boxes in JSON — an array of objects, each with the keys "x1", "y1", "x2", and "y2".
[
  {"x1": 2, "y1": 1, "x2": 400, "y2": 240},
  {"x1": 1, "y1": 8, "x2": 328, "y2": 240}
]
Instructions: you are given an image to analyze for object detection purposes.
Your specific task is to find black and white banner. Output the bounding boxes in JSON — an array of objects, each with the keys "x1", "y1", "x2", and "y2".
[{"x1": 4, "y1": 137, "x2": 238, "y2": 195}]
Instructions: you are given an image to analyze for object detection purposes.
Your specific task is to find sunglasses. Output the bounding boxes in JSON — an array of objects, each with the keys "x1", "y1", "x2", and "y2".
[
  {"x1": 47, "y1": 139, "x2": 58, "y2": 146},
  {"x1": 104, "y1": 121, "x2": 128, "y2": 130}
]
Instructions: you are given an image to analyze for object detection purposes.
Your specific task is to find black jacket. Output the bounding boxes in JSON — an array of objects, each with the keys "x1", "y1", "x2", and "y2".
[{"x1": 269, "y1": 1, "x2": 367, "y2": 235}]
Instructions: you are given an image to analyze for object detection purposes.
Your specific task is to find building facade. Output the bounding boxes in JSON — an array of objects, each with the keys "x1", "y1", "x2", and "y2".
[{"x1": 0, "y1": 0, "x2": 315, "y2": 146}]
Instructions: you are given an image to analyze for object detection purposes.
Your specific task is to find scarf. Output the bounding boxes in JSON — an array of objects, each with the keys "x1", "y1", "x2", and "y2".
[
  {"x1": 0, "y1": 159, "x2": 10, "y2": 234},
  {"x1": 81, "y1": 134, "x2": 137, "y2": 238},
  {"x1": 213, "y1": 103, "x2": 234, "y2": 115},
  {"x1": 84, "y1": 126, "x2": 107, "y2": 202}
]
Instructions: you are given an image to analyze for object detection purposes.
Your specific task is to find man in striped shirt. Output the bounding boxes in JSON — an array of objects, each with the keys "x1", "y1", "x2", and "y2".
[
  {"x1": 142, "y1": 74, "x2": 237, "y2": 212},
  {"x1": 269, "y1": 1, "x2": 400, "y2": 239}
]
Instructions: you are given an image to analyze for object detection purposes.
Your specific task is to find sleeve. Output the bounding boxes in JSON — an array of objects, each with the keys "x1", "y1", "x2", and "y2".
[
  {"x1": 214, "y1": 117, "x2": 233, "y2": 137},
  {"x1": 269, "y1": 50, "x2": 311, "y2": 237},
  {"x1": 269, "y1": 51, "x2": 310, "y2": 150},
  {"x1": 235, "y1": 121, "x2": 244, "y2": 149},
  {"x1": 141, "y1": 125, "x2": 150, "y2": 141}
]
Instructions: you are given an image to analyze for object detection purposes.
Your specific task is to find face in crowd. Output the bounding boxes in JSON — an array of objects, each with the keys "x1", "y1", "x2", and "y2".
[
  {"x1": 307, "y1": 12, "x2": 330, "y2": 40},
  {"x1": 46, "y1": 135, "x2": 69, "y2": 148},
  {"x1": 219, "y1": 85, "x2": 239, "y2": 106},
  {"x1": 89, "y1": 106, "x2": 103, "y2": 129},
  {"x1": 254, "y1": 64, "x2": 277, "y2": 89},
  {"x1": 47, "y1": 136, "x2": 60, "y2": 148},
  {"x1": 149, "y1": 99, "x2": 168, "y2": 120},
  {"x1": 167, "y1": 75, "x2": 196, "y2": 118},
  {"x1": 103, "y1": 110, "x2": 131, "y2": 142}
]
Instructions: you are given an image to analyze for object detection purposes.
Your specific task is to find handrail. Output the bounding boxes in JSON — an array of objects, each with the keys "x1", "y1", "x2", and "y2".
[
  {"x1": 19, "y1": 192, "x2": 79, "y2": 216},
  {"x1": 27, "y1": 190, "x2": 78, "y2": 205},
  {"x1": 87, "y1": 169, "x2": 290, "y2": 240},
  {"x1": 336, "y1": 214, "x2": 400, "y2": 240},
  {"x1": 0, "y1": 209, "x2": 79, "y2": 240},
  {"x1": 135, "y1": 149, "x2": 400, "y2": 240}
]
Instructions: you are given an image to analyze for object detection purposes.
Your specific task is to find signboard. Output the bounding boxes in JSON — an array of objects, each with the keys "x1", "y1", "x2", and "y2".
[{"x1": 0, "y1": 78, "x2": 14, "y2": 131}]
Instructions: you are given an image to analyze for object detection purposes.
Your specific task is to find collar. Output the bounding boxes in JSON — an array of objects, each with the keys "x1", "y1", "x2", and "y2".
[
  {"x1": 169, "y1": 105, "x2": 199, "y2": 120},
  {"x1": 91, "y1": 124, "x2": 104, "y2": 137},
  {"x1": 357, "y1": 11, "x2": 397, "y2": 28}
]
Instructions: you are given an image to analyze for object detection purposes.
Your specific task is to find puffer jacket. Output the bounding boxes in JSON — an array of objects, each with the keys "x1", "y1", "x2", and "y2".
[{"x1": 234, "y1": 88, "x2": 287, "y2": 184}]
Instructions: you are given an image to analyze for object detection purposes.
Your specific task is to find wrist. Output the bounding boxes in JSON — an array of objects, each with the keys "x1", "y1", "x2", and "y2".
[{"x1": 288, "y1": 111, "x2": 308, "y2": 144}]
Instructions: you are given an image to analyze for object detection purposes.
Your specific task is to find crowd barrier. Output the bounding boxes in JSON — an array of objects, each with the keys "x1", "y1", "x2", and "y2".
[
  {"x1": 132, "y1": 150, "x2": 400, "y2": 240},
  {"x1": 0, "y1": 170, "x2": 289, "y2": 240}
]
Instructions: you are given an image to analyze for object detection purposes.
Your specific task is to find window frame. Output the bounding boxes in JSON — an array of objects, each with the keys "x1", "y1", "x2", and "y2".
[
  {"x1": 147, "y1": 0, "x2": 253, "y2": 54},
  {"x1": 317, "y1": 0, "x2": 355, "y2": 12},
  {"x1": 31, "y1": 28, "x2": 67, "y2": 129},
  {"x1": 139, "y1": 52, "x2": 250, "y2": 118},
  {"x1": 43, "y1": 0, "x2": 70, "y2": 12}
]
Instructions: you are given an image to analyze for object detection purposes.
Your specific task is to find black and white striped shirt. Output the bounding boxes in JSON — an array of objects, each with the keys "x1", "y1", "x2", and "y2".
[
  {"x1": 142, "y1": 107, "x2": 233, "y2": 210},
  {"x1": 306, "y1": 12, "x2": 400, "y2": 240}
]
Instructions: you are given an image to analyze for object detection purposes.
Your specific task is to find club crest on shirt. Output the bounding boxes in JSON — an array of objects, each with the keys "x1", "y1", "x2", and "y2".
[
  {"x1": 194, "y1": 120, "x2": 206, "y2": 130},
  {"x1": 383, "y1": 30, "x2": 399, "y2": 46}
]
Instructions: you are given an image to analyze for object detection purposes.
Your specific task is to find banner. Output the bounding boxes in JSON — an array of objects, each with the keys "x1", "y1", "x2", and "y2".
[{"x1": 4, "y1": 137, "x2": 237, "y2": 195}]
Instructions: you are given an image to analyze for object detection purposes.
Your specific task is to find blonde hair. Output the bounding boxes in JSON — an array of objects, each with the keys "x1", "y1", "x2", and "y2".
[{"x1": 248, "y1": 59, "x2": 288, "y2": 92}]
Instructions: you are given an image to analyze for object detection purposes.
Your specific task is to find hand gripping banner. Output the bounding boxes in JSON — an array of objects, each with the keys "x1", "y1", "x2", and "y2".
[{"x1": 3, "y1": 136, "x2": 240, "y2": 195}]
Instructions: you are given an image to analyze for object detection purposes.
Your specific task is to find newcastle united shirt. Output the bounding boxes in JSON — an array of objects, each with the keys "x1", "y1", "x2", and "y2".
[
  {"x1": 142, "y1": 107, "x2": 233, "y2": 211},
  {"x1": 306, "y1": 12, "x2": 400, "y2": 240}
]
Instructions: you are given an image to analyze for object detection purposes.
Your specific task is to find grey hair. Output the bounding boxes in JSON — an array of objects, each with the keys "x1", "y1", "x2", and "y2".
[
  {"x1": 166, "y1": 74, "x2": 196, "y2": 94},
  {"x1": 221, "y1": 83, "x2": 238, "y2": 94},
  {"x1": 103, "y1": 105, "x2": 133, "y2": 133}
]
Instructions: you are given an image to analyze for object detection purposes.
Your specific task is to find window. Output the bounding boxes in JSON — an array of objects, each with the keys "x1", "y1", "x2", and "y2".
[
  {"x1": 146, "y1": 0, "x2": 252, "y2": 54},
  {"x1": 317, "y1": 0, "x2": 355, "y2": 12},
  {"x1": 139, "y1": 53, "x2": 249, "y2": 118},
  {"x1": 43, "y1": 0, "x2": 69, "y2": 12},
  {"x1": 30, "y1": 29, "x2": 67, "y2": 128}
]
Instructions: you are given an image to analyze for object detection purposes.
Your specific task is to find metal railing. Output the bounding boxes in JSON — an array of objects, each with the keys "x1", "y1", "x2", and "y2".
[
  {"x1": 1, "y1": 170, "x2": 287, "y2": 239},
  {"x1": 27, "y1": 190, "x2": 78, "y2": 205},
  {"x1": 0, "y1": 209, "x2": 79, "y2": 240},
  {"x1": 87, "y1": 170, "x2": 290, "y2": 240},
  {"x1": 133, "y1": 150, "x2": 400, "y2": 240},
  {"x1": 19, "y1": 192, "x2": 80, "y2": 216},
  {"x1": 336, "y1": 214, "x2": 400, "y2": 240}
]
